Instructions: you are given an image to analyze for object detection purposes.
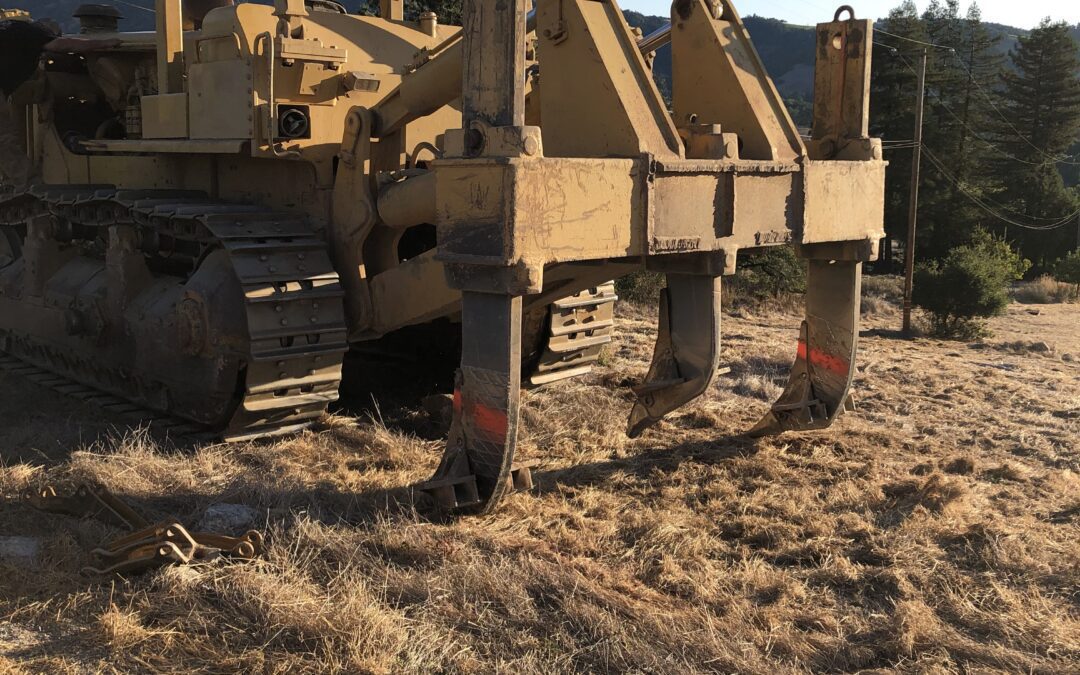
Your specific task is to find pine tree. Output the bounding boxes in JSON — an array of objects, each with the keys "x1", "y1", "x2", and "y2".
[
  {"x1": 951, "y1": 6, "x2": 1003, "y2": 181},
  {"x1": 873, "y1": 2, "x2": 1012, "y2": 265},
  {"x1": 869, "y1": 1, "x2": 926, "y2": 271},
  {"x1": 351, "y1": 1, "x2": 462, "y2": 23},
  {"x1": 992, "y1": 19, "x2": 1080, "y2": 265},
  {"x1": 937, "y1": 4, "x2": 1002, "y2": 252},
  {"x1": 915, "y1": 0, "x2": 1007, "y2": 260}
]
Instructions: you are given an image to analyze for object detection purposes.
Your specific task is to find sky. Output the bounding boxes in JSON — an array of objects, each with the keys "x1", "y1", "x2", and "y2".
[{"x1": 619, "y1": 1, "x2": 1080, "y2": 30}]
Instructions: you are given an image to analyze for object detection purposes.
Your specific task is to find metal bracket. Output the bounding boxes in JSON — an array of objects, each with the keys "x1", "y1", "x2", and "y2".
[
  {"x1": 24, "y1": 483, "x2": 149, "y2": 530},
  {"x1": 24, "y1": 483, "x2": 266, "y2": 576}
]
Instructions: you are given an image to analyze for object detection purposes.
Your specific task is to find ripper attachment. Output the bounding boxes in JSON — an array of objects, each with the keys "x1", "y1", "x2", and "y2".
[{"x1": 628, "y1": 274, "x2": 723, "y2": 438}]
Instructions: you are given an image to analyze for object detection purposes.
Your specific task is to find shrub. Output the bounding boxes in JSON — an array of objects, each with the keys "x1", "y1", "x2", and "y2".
[
  {"x1": 615, "y1": 246, "x2": 807, "y2": 310},
  {"x1": 861, "y1": 274, "x2": 903, "y2": 315},
  {"x1": 614, "y1": 271, "x2": 665, "y2": 305},
  {"x1": 1052, "y1": 250, "x2": 1080, "y2": 293},
  {"x1": 738, "y1": 246, "x2": 807, "y2": 298},
  {"x1": 969, "y1": 228, "x2": 1032, "y2": 281},
  {"x1": 1013, "y1": 275, "x2": 1080, "y2": 303},
  {"x1": 912, "y1": 231, "x2": 1030, "y2": 339},
  {"x1": 862, "y1": 274, "x2": 904, "y2": 304}
]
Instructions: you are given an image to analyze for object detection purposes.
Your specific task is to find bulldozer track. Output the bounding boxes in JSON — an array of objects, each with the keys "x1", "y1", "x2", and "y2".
[
  {"x1": 530, "y1": 282, "x2": 618, "y2": 386},
  {"x1": 0, "y1": 186, "x2": 348, "y2": 442},
  {"x1": 0, "y1": 353, "x2": 218, "y2": 443}
]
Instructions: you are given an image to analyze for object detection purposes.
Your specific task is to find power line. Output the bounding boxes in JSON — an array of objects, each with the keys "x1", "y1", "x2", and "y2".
[
  {"x1": 110, "y1": 0, "x2": 155, "y2": 13},
  {"x1": 874, "y1": 33, "x2": 1080, "y2": 166},
  {"x1": 946, "y1": 50, "x2": 1080, "y2": 165},
  {"x1": 924, "y1": 153, "x2": 1077, "y2": 231},
  {"x1": 874, "y1": 39, "x2": 1080, "y2": 233},
  {"x1": 922, "y1": 145, "x2": 1079, "y2": 222},
  {"x1": 921, "y1": 146, "x2": 1080, "y2": 230},
  {"x1": 880, "y1": 47, "x2": 1071, "y2": 168},
  {"x1": 922, "y1": 145, "x2": 1077, "y2": 228},
  {"x1": 874, "y1": 28, "x2": 954, "y2": 50}
]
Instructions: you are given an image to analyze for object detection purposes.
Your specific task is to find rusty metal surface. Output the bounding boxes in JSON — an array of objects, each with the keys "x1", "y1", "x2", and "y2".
[
  {"x1": 23, "y1": 483, "x2": 150, "y2": 531},
  {"x1": 24, "y1": 483, "x2": 266, "y2": 576}
]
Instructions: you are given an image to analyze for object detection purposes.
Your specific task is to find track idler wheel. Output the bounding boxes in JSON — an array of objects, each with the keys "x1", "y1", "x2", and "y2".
[{"x1": 750, "y1": 259, "x2": 861, "y2": 435}]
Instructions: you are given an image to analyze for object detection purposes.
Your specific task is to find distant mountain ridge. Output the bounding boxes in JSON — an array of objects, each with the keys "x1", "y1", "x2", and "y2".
[{"x1": 10, "y1": 1, "x2": 1078, "y2": 110}]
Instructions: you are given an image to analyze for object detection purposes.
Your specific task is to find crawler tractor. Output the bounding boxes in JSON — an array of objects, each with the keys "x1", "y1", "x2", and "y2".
[{"x1": 0, "y1": 0, "x2": 885, "y2": 512}]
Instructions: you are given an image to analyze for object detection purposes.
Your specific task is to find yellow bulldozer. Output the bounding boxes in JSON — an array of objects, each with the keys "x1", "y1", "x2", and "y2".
[{"x1": 0, "y1": 0, "x2": 884, "y2": 512}]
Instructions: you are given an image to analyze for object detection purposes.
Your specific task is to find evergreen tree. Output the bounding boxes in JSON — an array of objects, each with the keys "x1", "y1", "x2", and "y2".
[
  {"x1": 991, "y1": 19, "x2": 1080, "y2": 265},
  {"x1": 351, "y1": 1, "x2": 461, "y2": 23},
  {"x1": 915, "y1": 1, "x2": 1003, "y2": 260},
  {"x1": 940, "y1": 5, "x2": 1002, "y2": 247},
  {"x1": 869, "y1": 1, "x2": 926, "y2": 271},
  {"x1": 872, "y1": 2, "x2": 1018, "y2": 265}
]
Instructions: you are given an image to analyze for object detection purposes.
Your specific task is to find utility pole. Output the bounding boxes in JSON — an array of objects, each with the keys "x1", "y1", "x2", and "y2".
[{"x1": 902, "y1": 48, "x2": 928, "y2": 336}]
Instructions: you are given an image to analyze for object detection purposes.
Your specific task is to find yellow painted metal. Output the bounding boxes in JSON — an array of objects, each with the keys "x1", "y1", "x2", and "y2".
[
  {"x1": 813, "y1": 16, "x2": 873, "y2": 144},
  {"x1": 189, "y1": 59, "x2": 253, "y2": 139},
  {"x1": 140, "y1": 93, "x2": 189, "y2": 138},
  {"x1": 377, "y1": 171, "x2": 437, "y2": 230},
  {"x1": 536, "y1": 0, "x2": 681, "y2": 159},
  {"x1": 79, "y1": 138, "x2": 246, "y2": 154},
  {"x1": 369, "y1": 250, "x2": 460, "y2": 334},
  {"x1": 25, "y1": 0, "x2": 886, "y2": 288},
  {"x1": 380, "y1": 0, "x2": 404, "y2": 22},
  {"x1": 802, "y1": 161, "x2": 885, "y2": 245},
  {"x1": 670, "y1": 0, "x2": 803, "y2": 161},
  {"x1": 9, "y1": 0, "x2": 888, "y2": 462},
  {"x1": 154, "y1": 0, "x2": 185, "y2": 93}
]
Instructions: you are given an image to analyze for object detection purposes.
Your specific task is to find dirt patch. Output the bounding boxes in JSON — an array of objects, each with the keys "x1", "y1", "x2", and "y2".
[{"x1": 0, "y1": 301, "x2": 1077, "y2": 672}]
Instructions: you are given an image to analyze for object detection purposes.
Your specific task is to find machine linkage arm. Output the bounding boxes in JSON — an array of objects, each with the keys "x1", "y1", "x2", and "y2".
[{"x1": 369, "y1": 9, "x2": 666, "y2": 139}]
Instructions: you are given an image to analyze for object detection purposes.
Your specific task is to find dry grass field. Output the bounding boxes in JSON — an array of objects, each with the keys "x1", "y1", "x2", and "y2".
[{"x1": 0, "y1": 282, "x2": 1077, "y2": 673}]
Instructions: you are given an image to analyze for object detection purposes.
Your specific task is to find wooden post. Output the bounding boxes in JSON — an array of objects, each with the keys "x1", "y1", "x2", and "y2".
[{"x1": 902, "y1": 48, "x2": 927, "y2": 336}]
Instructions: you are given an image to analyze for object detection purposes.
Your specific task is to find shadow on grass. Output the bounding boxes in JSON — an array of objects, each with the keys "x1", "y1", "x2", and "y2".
[{"x1": 530, "y1": 432, "x2": 760, "y2": 496}]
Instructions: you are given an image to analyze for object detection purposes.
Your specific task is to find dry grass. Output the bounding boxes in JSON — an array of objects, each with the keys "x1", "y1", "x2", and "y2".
[
  {"x1": 1014, "y1": 275, "x2": 1080, "y2": 304},
  {"x1": 861, "y1": 274, "x2": 904, "y2": 317},
  {"x1": 1, "y1": 299, "x2": 1078, "y2": 673}
]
